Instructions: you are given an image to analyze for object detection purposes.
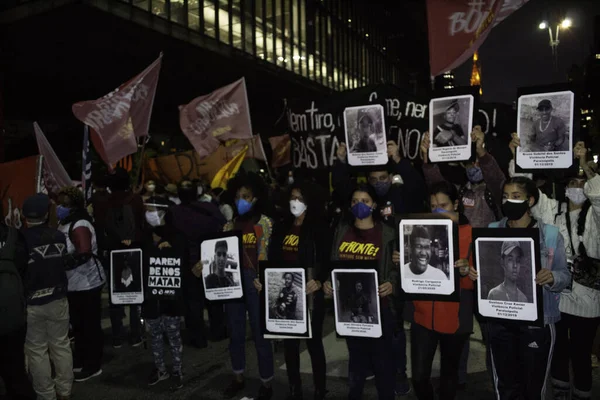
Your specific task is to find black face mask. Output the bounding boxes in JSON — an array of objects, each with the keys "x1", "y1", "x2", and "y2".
[{"x1": 502, "y1": 199, "x2": 529, "y2": 221}]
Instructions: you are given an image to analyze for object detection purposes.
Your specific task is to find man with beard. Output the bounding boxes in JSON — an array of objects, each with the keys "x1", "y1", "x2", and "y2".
[
  {"x1": 274, "y1": 272, "x2": 298, "y2": 319},
  {"x1": 350, "y1": 109, "x2": 377, "y2": 153},
  {"x1": 488, "y1": 241, "x2": 529, "y2": 302},
  {"x1": 348, "y1": 281, "x2": 372, "y2": 323},
  {"x1": 403, "y1": 226, "x2": 448, "y2": 280},
  {"x1": 204, "y1": 240, "x2": 235, "y2": 289},
  {"x1": 433, "y1": 101, "x2": 468, "y2": 147},
  {"x1": 529, "y1": 99, "x2": 568, "y2": 152}
]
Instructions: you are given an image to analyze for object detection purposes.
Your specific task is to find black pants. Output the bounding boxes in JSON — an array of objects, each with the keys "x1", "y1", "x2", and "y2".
[
  {"x1": 0, "y1": 326, "x2": 36, "y2": 400},
  {"x1": 283, "y1": 292, "x2": 326, "y2": 392},
  {"x1": 410, "y1": 323, "x2": 469, "y2": 400},
  {"x1": 68, "y1": 286, "x2": 104, "y2": 372},
  {"x1": 487, "y1": 322, "x2": 554, "y2": 400},
  {"x1": 182, "y1": 274, "x2": 207, "y2": 344},
  {"x1": 108, "y1": 304, "x2": 142, "y2": 341},
  {"x1": 551, "y1": 312, "x2": 600, "y2": 394},
  {"x1": 206, "y1": 299, "x2": 226, "y2": 339}
]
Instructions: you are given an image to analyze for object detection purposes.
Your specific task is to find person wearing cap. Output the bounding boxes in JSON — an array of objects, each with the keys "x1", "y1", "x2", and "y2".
[
  {"x1": 528, "y1": 99, "x2": 568, "y2": 152},
  {"x1": 165, "y1": 183, "x2": 182, "y2": 205},
  {"x1": 350, "y1": 109, "x2": 378, "y2": 153},
  {"x1": 487, "y1": 242, "x2": 528, "y2": 302},
  {"x1": 403, "y1": 226, "x2": 448, "y2": 281},
  {"x1": 22, "y1": 194, "x2": 74, "y2": 400},
  {"x1": 204, "y1": 240, "x2": 236, "y2": 289},
  {"x1": 433, "y1": 101, "x2": 468, "y2": 147}
]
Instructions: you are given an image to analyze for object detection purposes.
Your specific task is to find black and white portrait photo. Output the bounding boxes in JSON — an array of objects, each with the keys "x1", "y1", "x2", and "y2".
[
  {"x1": 265, "y1": 268, "x2": 307, "y2": 335},
  {"x1": 332, "y1": 269, "x2": 382, "y2": 338},
  {"x1": 517, "y1": 91, "x2": 574, "y2": 169},
  {"x1": 429, "y1": 95, "x2": 473, "y2": 162},
  {"x1": 476, "y1": 237, "x2": 539, "y2": 322},
  {"x1": 343, "y1": 104, "x2": 388, "y2": 166},
  {"x1": 201, "y1": 235, "x2": 243, "y2": 301},
  {"x1": 110, "y1": 249, "x2": 144, "y2": 305},
  {"x1": 399, "y1": 219, "x2": 455, "y2": 295}
]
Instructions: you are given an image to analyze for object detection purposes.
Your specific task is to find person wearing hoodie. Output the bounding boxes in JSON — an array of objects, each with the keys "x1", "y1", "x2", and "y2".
[
  {"x1": 393, "y1": 181, "x2": 474, "y2": 400},
  {"x1": 57, "y1": 187, "x2": 106, "y2": 383},
  {"x1": 324, "y1": 184, "x2": 398, "y2": 400},
  {"x1": 166, "y1": 180, "x2": 226, "y2": 348},
  {"x1": 469, "y1": 176, "x2": 571, "y2": 400}
]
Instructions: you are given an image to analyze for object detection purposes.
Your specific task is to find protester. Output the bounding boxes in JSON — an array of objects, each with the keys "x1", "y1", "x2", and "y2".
[
  {"x1": 167, "y1": 180, "x2": 226, "y2": 347},
  {"x1": 21, "y1": 194, "x2": 74, "y2": 400},
  {"x1": 508, "y1": 137, "x2": 600, "y2": 400},
  {"x1": 0, "y1": 214, "x2": 36, "y2": 399},
  {"x1": 165, "y1": 183, "x2": 181, "y2": 205},
  {"x1": 392, "y1": 181, "x2": 474, "y2": 400},
  {"x1": 57, "y1": 186, "x2": 106, "y2": 382},
  {"x1": 324, "y1": 184, "x2": 397, "y2": 400},
  {"x1": 264, "y1": 181, "x2": 330, "y2": 400},
  {"x1": 219, "y1": 172, "x2": 274, "y2": 400},
  {"x1": 142, "y1": 196, "x2": 186, "y2": 390},
  {"x1": 469, "y1": 176, "x2": 571, "y2": 399}
]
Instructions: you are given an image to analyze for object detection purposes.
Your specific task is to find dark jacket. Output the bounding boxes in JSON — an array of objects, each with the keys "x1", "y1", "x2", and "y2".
[{"x1": 22, "y1": 225, "x2": 69, "y2": 306}]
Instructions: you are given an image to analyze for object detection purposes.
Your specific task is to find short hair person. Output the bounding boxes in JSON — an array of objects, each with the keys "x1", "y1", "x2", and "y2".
[
  {"x1": 204, "y1": 240, "x2": 235, "y2": 289},
  {"x1": 275, "y1": 272, "x2": 298, "y2": 319},
  {"x1": 530, "y1": 99, "x2": 568, "y2": 152},
  {"x1": 351, "y1": 110, "x2": 377, "y2": 153},
  {"x1": 403, "y1": 226, "x2": 448, "y2": 280},
  {"x1": 487, "y1": 242, "x2": 528, "y2": 302},
  {"x1": 433, "y1": 101, "x2": 468, "y2": 147}
]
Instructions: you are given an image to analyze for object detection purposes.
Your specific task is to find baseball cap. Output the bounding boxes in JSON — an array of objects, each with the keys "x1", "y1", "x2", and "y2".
[
  {"x1": 23, "y1": 193, "x2": 50, "y2": 219},
  {"x1": 446, "y1": 100, "x2": 460, "y2": 112},
  {"x1": 537, "y1": 99, "x2": 552, "y2": 110},
  {"x1": 215, "y1": 240, "x2": 228, "y2": 252},
  {"x1": 501, "y1": 241, "x2": 522, "y2": 256}
]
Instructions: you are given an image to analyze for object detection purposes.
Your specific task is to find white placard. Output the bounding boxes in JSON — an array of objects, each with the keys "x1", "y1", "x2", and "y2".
[
  {"x1": 429, "y1": 95, "x2": 473, "y2": 162},
  {"x1": 516, "y1": 91, "x2": 574, "y2": 169},
  {"x1": 399, "y1": 219, "x2": 455, "y2": 295},
  {"x1": 343, "y1": 104, "x2": 388, "y2": 166},
  {"x1": 265, "y1": 268, "x2": 307, "y2": 335},
  {"x1": 332, "y1": 269, "x2": 382, "y2": 338},
  {"x1": 476, "y1": 237, "x2": 538, "y2": 322},
  {"x1": 201, "y1": 236, "x2": 243, "y2": 301},
  {"x1": 110, "y1": 249, "x2": 144, "y2": 305}
]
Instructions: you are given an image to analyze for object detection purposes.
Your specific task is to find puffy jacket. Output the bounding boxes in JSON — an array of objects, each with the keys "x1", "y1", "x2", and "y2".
[{"x1": 412, "y1": 224, "x2": 474, "y2": 334}]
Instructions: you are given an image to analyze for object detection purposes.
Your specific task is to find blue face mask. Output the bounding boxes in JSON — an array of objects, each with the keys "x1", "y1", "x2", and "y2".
[
  {"x1": 432, "y1": 207, "x2": 448, "y2": 214},
  {"x1": 235, "y1": 199, "x2": 253, "y2": 216},
  {"x1": 56, "y1": 205, "x2": 71, "y2": 221},
  {"x1": 351, "y1": 202, "x2": 373, "y2": 220},
  {"x1": 466, "y1": 166, "x2": 483, "y2": 183}
]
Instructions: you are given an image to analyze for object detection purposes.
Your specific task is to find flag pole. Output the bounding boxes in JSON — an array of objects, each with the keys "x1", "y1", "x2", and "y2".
[{"x1": 256, "y1": 134, "x2": 272, "y2": 179}]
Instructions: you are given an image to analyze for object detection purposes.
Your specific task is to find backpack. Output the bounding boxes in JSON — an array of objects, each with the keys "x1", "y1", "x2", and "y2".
[
  {"x1": 0, "y1": 226, "x2": 26, "y2": 335},
  {"x1": 105, "y1": 202, "x2": 136, "y2": 247}
]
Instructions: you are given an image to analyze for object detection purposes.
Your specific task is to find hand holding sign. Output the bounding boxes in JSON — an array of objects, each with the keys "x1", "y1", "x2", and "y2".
[
  {"x1": 509, "y1": 133, "x2": 520, "y2": 159},
  {"x1": 192, "y1": 260, "x2": 204, "y2": 278},
  {"x1": 420, "y1": 131, "x2": 430, "y2": 163},
  {"x1": 337, "y1": 142, "x2": 347, "y2": 164}
]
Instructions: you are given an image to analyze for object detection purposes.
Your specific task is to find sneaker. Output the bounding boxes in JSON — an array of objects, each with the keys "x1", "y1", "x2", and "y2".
[
  {"x1": 131, "y1": 337, "x2": 144, "y2": 348},
  {"x1": 170, "y1": 371, "x2": 184, "y2": 391},
  {"x1": 256, "y1": 385, "x2": 273, "y2": 400},
  {"x1": 148, "y1": 369, "x2": 170, "y2": 386},
  {"x1": 223, "y1": 379, "x2": 245, "y2": 398},
  {"x1": 74, "y1": 369, "x2": 102, "y2": 382},
  {"x1": 395, "y1": 379, "x2": 411, "y2": 396},
  {"x1": 112, "y1": 339, "x2": 123, "y2": 349}
]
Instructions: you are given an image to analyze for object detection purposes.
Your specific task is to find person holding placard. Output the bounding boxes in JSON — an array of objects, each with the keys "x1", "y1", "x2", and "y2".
[
  {"x1": 393, "y1": 181, "x2": 475, "y2": 400},
  {"x1": 324, "y1": 184, "x2": 397, "y2": 400},
  {"x1": 469, "y1": 177, "x2": 570, "y2": 400}
]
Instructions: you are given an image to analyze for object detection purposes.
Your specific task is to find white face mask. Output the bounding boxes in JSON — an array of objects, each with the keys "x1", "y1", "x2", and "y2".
[
  {"x1": 289, "y1": 199, "x2": 307, "y2": 217},
  {"x1": 566, "y1": 187, "x2": 586, "y2": 205},
  {"x1": 145, "y1": 210, "x2": 165, "y2": 227}
]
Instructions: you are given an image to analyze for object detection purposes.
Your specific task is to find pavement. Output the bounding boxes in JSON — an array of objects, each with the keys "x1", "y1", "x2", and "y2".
[{"x1": 2, "y1": 293, "x2": 600, "y2": 399}]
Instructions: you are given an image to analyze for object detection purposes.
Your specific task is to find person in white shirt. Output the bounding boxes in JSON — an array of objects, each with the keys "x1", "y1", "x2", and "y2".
[{"x1": 403, "y1": 226, "x2": 448, "y2": 280}]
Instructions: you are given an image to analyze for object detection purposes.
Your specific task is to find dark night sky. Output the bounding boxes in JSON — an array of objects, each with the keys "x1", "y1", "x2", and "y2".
[{"x1": 454, "y1": 0, "x2": 600, "y2": 104}]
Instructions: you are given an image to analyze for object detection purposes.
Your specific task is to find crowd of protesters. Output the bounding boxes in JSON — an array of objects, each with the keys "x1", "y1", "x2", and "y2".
[{"x1": 0, "y1": 126, "x2": 599, "y2": 400}]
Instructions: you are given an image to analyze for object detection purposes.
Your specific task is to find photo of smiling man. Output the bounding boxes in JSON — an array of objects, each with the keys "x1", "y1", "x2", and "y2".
[{"x1": 403, "y1": 226, "x2": 448, "y2": 280}]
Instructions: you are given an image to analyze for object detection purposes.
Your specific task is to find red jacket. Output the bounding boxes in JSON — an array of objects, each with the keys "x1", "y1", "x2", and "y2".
[{"x1": 413, "y1": 224, "x2": 474, "y2": 334}]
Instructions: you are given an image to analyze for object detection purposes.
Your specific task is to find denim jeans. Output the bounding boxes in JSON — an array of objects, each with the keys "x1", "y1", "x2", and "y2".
[{"x1": 224, "y1": 268, "x2": 274, "y2": 382}]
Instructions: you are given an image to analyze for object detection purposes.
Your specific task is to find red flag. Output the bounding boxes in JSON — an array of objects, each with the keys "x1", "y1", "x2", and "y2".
[
  {"x1": 72, "y1": 54, "x2": 162, "y2": 166},
  {"x1": 268, "y1": 134, "x2": 291, "y2": 168},
  {"x1": 34, "y1": 122, "x2": 73, "y2": 193},
  {"x1": 427, "y1": 0, "x2": 528, "y2": 77},
  {"x1": 179, "y1": 78, "x2": 253, "y2": 158}
]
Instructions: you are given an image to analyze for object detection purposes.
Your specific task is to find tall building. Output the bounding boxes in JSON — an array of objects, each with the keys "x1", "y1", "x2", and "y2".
[
  {"x1": 470, "y1": 51, "x2": 482, "y2": 96},
  {"x1": 434, "y1": 71, "x2": 455, "y2": 91}
]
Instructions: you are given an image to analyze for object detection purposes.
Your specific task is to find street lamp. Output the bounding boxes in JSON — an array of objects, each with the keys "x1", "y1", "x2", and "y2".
[{"x1": 538, "y1": 18, "x2": 572, "y2": 70}]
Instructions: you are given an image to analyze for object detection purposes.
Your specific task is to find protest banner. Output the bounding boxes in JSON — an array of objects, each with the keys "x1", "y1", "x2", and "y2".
[{"x1": 34, "y1": 122, "x2": 73, "y2": 193}]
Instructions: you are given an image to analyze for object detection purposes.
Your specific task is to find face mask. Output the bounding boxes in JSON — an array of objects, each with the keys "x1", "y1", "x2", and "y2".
[
  {"x1": 372, "y1": 180, "x2": 392, "y2": 197},
  {"x1": 236, "y1": 199, "x2": 253, "y2": 216},
  {"x1": 351, "y1": 202, "x2": 373, "y2": 220},
  {"x1": 145, "y1": 210, "x2": 165, "y2": 227},
  {"x1": 432, "y1": 207, "x2": 448, "y2": 214},
  {"x1": 56, "y1": 205, "x2": 71, "y2": 221},
  {"x1": 502, "y1": 199, "x2": 529, "y2": 221},
  {"x1": 197, "y1": 186, "x2": 204, "y2": 196},
  {"x1": 565, "y1": 188, "x2": 586, "y2": 205},
  {"x1": 466, "y1": 166, "x2": 483, "y2": 183},
  {"x1": 289, "y1": 199, "x2": 307, "y2": 217}
]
